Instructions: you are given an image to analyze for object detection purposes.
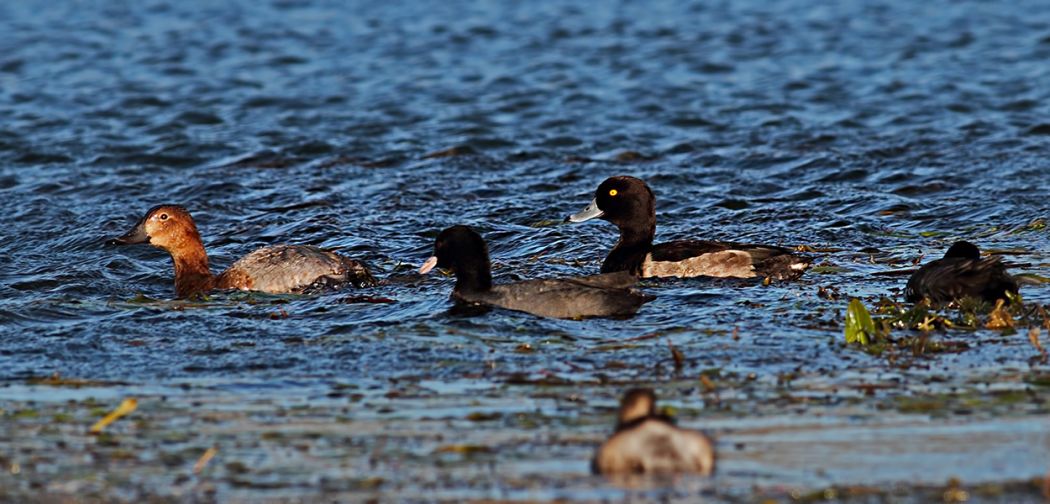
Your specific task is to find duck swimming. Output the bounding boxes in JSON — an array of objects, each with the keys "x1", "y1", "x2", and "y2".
[
  {"x1": 419, "y1": 225, "x2": 651, "y2": 319},
  {"x1": 110, "y1": 204, "x2": 376, "y2": 298},
  {"x1": 592, "y1": 388, "x2": 714, "y2": 476},
  {"x1": 905, "y1": 241, "x2": 1019, "y2": 304},
  {"x1": 566, "y1": 176, "x2": 809, "y2": 280}
]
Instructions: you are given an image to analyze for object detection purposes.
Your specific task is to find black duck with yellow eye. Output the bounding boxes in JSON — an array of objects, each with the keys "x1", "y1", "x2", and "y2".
[{"x1": 566, "y1": 176, "x2": 809, "y2": 281}]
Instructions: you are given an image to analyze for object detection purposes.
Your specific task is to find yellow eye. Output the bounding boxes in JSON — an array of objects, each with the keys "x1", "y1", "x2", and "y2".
[{"x1": 609, "y1": 189, "x2": 618, "y2": 196}]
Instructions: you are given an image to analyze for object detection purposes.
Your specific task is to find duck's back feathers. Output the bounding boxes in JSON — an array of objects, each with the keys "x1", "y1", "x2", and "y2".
[
  {"x1": 457, "y1": 272, "x2": 651, "y2": 319},
  {"x1": 593, "y1": 418, "x2": 714, "y2": 476},
  {"x1": 650, "y1": 240, "x2": 738, "y2": 261},
  {"x1": 217, "y1": 245, "x2": 376, "y2": 294},
  {"x1": 904, "y1": 255, "x2": 1018, "y2": 304},
  {"x1": 641, "y1": 240, "x2": 808, "y2": 280}
]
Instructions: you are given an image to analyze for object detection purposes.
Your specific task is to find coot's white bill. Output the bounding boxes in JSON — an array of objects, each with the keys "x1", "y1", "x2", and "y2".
[{"x1": 419, "y1": 255, "x2": 439, "y2": 274}]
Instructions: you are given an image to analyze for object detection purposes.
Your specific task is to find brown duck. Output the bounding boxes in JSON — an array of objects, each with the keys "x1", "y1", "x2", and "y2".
[
  {"x1": 593, "y1": 388, "x2": 715, "y2": 476},
  {"x1": 110, "y1": 204, "x2": 375, "y2": 298}
]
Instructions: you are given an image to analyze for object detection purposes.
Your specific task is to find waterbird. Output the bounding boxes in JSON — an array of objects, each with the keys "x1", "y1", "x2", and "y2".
[
  {"x1": 592, "y1": 388, "x2": 715, "y2": 476},
  {"x1": 566, "y1": 176, "x2": 809, "y2": 281},
  {"x1": 419, "y1": 225, "x2": 651, "y2": 319},
  {"x1": 905, "y1": 241, "x2": 1019, "y2": 304},
  {"x1": 109, "y1": 204, "x2": 375, "y2": 298}
]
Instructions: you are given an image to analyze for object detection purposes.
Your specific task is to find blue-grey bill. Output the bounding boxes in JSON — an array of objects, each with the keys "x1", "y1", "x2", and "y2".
[
  {"x1": 566, "y1": 198, "x2": 604, "y2": 223},
  {"x1": 111, "y1": 219, "x2": 149, "y2": 245}
]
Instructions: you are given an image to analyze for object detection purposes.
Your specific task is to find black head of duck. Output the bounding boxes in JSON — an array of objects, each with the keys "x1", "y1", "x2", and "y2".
[
  {"x1": 567, "y1": 176, "x2": 656, "y2": 248},
  {"x1": 566, "y1": 175, "x2": 809, "y2": 281},
  {"x1": 419, "y1": 225, "x2": 651, "y2": 320},
  {"x1": 592, "y1": 388, "x2": 715, "y2": 477},
  {"x1": 419, "y1": 225, "x2": 493, "y2": 294},
  {"x1": 905, "y1": 241, "x2": 1018, "y2": 304},
  {"x1": 110, "y1": 204, "x2": 375, "y2": 298}
]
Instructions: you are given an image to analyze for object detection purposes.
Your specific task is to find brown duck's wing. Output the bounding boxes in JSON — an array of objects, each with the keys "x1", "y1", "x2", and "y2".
[
  {"x1": 459, "y1": 276, "x2": 651, "y2": 320},
  {"x1": 593, "y1": 419, "x2": 714, "y2": 476},
  {"x1": 217, "y1": 245, "x2": 375, "y2": 294},
  {"x1": 905, "y1": 256, "x2": 1018, "y2": 303}
]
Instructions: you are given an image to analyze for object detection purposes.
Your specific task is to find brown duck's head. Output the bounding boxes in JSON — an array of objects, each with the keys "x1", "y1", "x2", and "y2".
[
  {"x1": 617, "y1": 388, "x2": 657, "y2": 426},
  {"x1": 110, "y1": 204, "x2": 201, "y2": 252}
]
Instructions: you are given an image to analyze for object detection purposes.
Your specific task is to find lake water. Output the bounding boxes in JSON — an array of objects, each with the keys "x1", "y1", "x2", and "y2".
[{"x1": 1, "y1": 0, "x2": 1048, "y2": 501}]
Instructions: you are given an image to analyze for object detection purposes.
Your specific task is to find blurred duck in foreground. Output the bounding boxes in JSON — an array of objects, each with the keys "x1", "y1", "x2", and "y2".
[
  {"x1": 592, "y1": 388, "x2": 715, "y2": 476},
  {"x1": 110, "y1": 204, "x2": 376, "y2": 298},
  {"x1": 905, "y1": 241, "x2": 1019, "y2": 304},
  {"x1": 419, "y1": 225, "x2": 651, "y2": 319},
  {"x1": 566, "y1": 176, "x2": 809, "y2": 281}
]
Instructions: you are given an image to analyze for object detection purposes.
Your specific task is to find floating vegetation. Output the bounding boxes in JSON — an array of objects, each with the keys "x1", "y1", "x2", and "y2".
[
  {"x1": 1016, "y1": 273, "x2": 1050, "y2": 284},
  {"x1": 26, "y1": 373, "x2": 122, "y2": 388},
  {"x1": 1010, "y1": 217, "x2": 1046, "y2": 234},
  {"x1": 668, "y1": 339, "x2": 685, "y2": 371},
  {"x1": 842, "y1": 295, "x2": 1050, "y2": 360},
  {"x1": 433, "y1": 444, "x2": 492, "y2": 455},
  {"x1": 193, "y1": 446, "x2": 218, "y2": 474},
  {"x1": 1029, "y1": 327, "x2": 1049, "y2": 365},
  {"x1": 90, "y1": 398, "x2": 138, "y2": 434},
  {"x1": 844, "y1": 299, "x2": 877, "y2": 345},
  {"x1": 986, "y1": 299, "x2": 1015, "y2": 330}
]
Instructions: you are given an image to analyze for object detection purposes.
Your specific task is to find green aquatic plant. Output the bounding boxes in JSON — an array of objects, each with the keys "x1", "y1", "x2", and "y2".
[
  {"x1": 1009, "y1": 217, "x2": 1046, "y2": 234},
  {"x1": 844, "y1": 298, "x2": 877, "y2": 345},
  {"x1": 919, "y1": 230, "x2": 948, "y2": 238},
  {"x1": 842, "y1": 291, "x2": 1050, "y2": 363}
]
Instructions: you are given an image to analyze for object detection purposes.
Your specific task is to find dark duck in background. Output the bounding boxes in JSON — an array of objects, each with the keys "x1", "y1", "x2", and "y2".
[
  {"x1": 592, "y1": 388, "x2": 715, "y2": 476},
  {"x1": 905, "y1": 241, "x2": 1019, "y2": 304}
]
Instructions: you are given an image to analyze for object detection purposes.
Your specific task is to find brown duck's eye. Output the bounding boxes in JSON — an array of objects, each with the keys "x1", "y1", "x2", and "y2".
[
  {"x1": 608, "y1": 189, "x2": 618, "y2": 196},
  {"x1": 159, "y1": 213, "x2": 169, "y2": 221}
]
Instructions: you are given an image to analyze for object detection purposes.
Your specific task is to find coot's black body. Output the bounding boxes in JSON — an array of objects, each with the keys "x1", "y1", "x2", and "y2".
[
  {"x1": 904, "y1": 241, "x2": 1019, "y2": 304},
  {"x1": 420, "y1": 225, "x2": 651, "y2": 319}
]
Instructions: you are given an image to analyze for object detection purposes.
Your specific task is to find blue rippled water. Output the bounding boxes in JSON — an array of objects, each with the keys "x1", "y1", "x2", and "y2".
[{"x1": 1, "y1": 0, "x2": 1048, "y2": 500}]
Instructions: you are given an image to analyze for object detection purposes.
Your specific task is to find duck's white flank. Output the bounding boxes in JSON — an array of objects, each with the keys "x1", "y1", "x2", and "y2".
[{"x1": 641, "y1": 250, "x2": 755, "y2": 278}]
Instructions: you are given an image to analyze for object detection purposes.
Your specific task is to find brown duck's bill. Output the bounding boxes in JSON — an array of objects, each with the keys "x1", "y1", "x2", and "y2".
[
  {"x1": 565, "y1": 198, "x2": 604, "y2": 223},
  {"x1": 109, "y1": 219, "x2": 149, "y2": 245},
  {"x1": 419, "y1": 256, "x2": 438, "y2": 274}
]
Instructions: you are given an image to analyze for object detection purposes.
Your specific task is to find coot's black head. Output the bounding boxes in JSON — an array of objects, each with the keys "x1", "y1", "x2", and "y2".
[
  {"x1": 944, "y1": 241, "x2": 981, "y2": 260},
  {"x1": 566, "y1": 176, "x2": 655, "y2": 230},
  {"x1": 419, "y1": 225, "x2": 492, "y2": 292},
  {"x1": 617, "y1": 388, "x2": 657, "y2": 427}
]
